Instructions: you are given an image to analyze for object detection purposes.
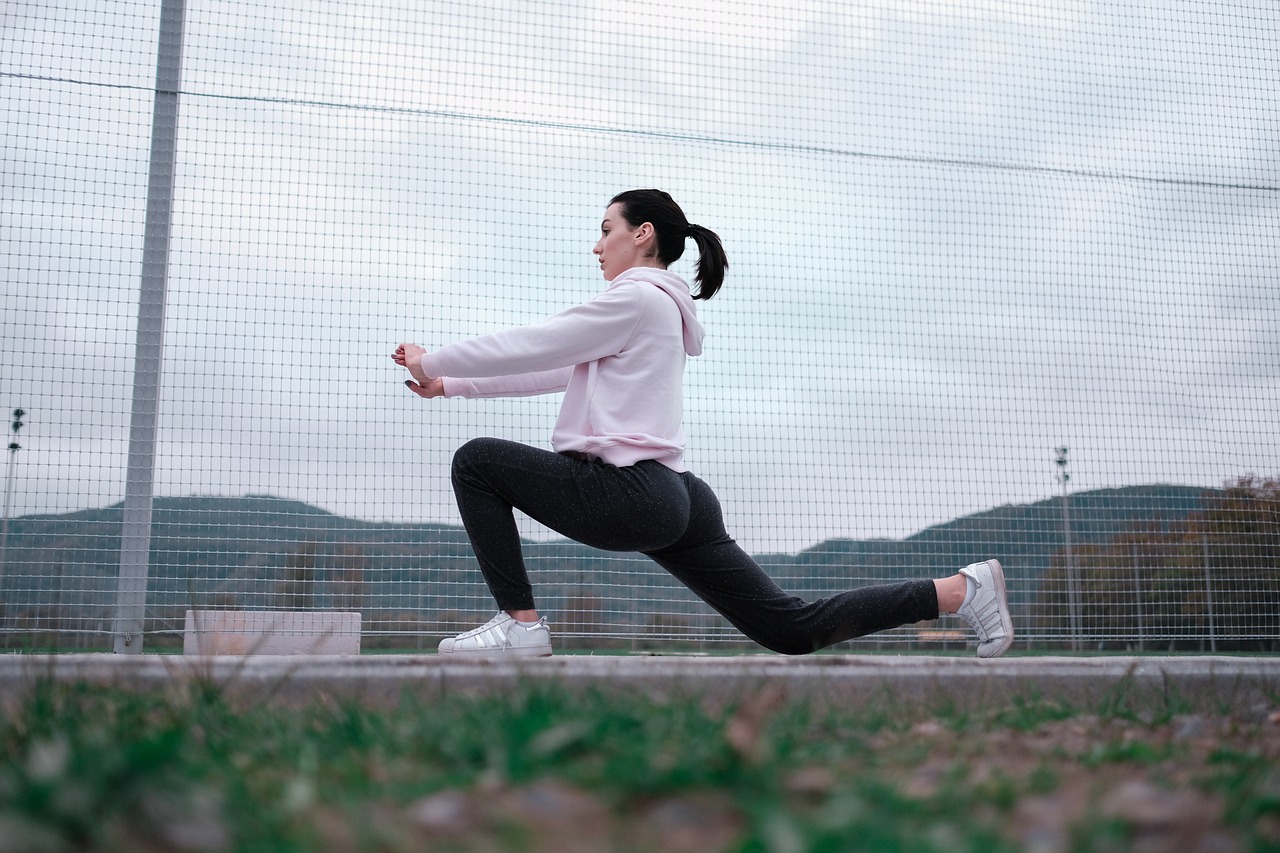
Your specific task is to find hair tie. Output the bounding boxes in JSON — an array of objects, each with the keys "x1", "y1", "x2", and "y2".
[{"x1": 686, "y1": 224, "x2": 697, "y2": 236}]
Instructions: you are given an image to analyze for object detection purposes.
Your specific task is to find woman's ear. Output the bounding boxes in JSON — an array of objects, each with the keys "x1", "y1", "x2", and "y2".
[{"x1": 634, "y1": 221, "x2": 655, "y2": 247}]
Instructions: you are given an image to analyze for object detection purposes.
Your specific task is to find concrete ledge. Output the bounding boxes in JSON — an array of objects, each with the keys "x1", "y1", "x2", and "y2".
[
  {"x1": 1, "y1": 654, "x2": 1276, "y2": 711},
  {"x1": 183, "y1": 610, "x2": 361, "y2": 656}
]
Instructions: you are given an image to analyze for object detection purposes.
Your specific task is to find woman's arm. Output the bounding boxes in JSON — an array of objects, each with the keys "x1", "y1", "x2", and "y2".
[
  {"x1": 445, "y1": 367, "x2": 573, "y2": 398},
  {"x1": 420, "y1": 285, "x2": 645, "y2": 380},
  {"x1": 393, "y1": 344, "x2": 572, "y2": 399},
  {"x1": 394, "y1": 284, "x2": 647, "y2": 399}
]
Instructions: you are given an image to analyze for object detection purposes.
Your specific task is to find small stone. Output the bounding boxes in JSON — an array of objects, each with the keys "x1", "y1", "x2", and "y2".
[
  {"x1": 1172, "y1": 715, "x2": 1211, "y2": 741},
  {"x1": 407, "y1": 789, "x2": 473, "y2": 834}
]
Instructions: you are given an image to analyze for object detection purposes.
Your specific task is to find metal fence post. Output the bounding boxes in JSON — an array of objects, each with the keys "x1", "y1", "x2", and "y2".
[
  {"x1": 1202, "y1": 535, "x2": 1217, "y2": 653},
  {"x1": 0, "y1": 410, "x2": 23, "y2": 635},
  {"x1": 1056, "y1": 447, "x2": 1082, "y2": 651},
  {"x1": 1131, "y1": 541, "x2": 1144, "y2": 651},
  {"x1": 114, "y1": 0, "x2": 187, "y2": 654}
]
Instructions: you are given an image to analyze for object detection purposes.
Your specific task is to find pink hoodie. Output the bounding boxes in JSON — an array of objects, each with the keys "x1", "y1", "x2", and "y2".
[{"x1": 419, "y1": 267, "x2": 705, "y2": 471}]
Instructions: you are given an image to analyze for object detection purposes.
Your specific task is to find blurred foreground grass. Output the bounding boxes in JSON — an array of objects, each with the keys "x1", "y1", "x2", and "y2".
[{"x1": 1, "y1": 672, "x2": 1277, "y2": 852}]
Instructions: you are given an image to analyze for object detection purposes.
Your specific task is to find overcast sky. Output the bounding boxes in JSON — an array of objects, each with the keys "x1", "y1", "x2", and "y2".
[{"x1": 3, "y1": 0, "x2": 1277, "y2": 554}]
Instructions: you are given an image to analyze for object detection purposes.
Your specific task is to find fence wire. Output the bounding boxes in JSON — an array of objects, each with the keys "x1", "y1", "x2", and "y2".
[{"x1": 2, "y1": 0, "x2": 1277, "y2": 652}]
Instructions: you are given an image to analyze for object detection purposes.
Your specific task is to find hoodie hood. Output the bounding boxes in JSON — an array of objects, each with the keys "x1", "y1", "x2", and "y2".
[{"x1": 608, "y1": 267, "x2": 705, "y2": 357}]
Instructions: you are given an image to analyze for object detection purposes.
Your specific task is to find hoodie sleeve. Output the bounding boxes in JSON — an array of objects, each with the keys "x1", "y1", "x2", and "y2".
[
  {"x1": 421, "y1": 284, "x2": 647, "y2": 380},
  {"x1": 443, "y1": 367, "x2": 573, "y2": 399}
]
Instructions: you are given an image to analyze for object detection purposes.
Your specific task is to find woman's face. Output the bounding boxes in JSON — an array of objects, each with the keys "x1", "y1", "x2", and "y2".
[{"x1": 593, "y1": 203, "x2": 652, "y2": 281}]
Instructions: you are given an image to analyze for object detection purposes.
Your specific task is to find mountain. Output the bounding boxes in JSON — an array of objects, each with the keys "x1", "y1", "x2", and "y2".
[
  {"x1": 0, "y1": 485, "x2": 1214, "y2": 635},
  {"x1": 780, "y1": 484, "x2": 1211, "y2": 587}
]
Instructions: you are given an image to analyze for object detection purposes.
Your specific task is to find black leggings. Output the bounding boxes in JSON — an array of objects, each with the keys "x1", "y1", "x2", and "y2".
[{"x1": 450, "y1": 437, "x2": 939, "y2": 655}]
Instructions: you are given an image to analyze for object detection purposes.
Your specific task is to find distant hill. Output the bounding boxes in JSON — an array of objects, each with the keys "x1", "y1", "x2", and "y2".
[
  {"x1": 0, "y1": 485, "x2": 1214, "y2": 625},
  {"x1": 774, "y1": 484, "x2": 1212, "y2": 590}
]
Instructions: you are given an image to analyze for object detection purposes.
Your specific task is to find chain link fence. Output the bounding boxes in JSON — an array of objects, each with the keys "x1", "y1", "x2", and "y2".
[{"x1": 2, "y1": 0, "x2": 1277, "y2": 652}]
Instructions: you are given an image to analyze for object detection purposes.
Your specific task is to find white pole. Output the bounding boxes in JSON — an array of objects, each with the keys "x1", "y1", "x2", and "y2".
[{"x1": 114, "y1": 0, "x2": 187, "y2": 654}]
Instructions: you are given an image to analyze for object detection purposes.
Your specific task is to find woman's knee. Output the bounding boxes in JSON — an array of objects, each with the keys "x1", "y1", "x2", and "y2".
[
  {"x1": 451, "y1": 436, "x2": 509, "y2": 479},
  {"x1": 453, "y1": 436, "x2": 505, "y2": 464}
]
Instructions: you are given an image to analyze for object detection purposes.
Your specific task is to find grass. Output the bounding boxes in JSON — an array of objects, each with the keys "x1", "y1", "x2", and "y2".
[{"x1": 0, "y1": 676, "x2": 1277, "y2": 852}]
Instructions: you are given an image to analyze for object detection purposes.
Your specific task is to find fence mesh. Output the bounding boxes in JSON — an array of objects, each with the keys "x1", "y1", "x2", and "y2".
[{"x1": 2, "y1": 0, "x2": 1277, "y2": 652}]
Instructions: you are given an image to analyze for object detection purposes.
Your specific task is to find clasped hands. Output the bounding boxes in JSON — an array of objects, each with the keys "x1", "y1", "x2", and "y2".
[{"x1": 392, "y1": 343, "x2": 445, "y2": 398}]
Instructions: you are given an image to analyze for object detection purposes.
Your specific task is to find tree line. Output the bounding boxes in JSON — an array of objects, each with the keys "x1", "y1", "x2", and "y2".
[{"x1": 1031, "y1": 476, "x2": 1279, "y2": 651}]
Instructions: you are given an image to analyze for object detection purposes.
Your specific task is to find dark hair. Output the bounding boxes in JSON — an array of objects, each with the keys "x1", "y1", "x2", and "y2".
[{"x1": 609, "y1": 189, "x2": 728, "y2": 300}]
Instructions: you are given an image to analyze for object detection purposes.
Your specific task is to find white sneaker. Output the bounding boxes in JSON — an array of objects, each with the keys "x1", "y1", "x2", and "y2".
[
  {"x1": 956, "y1": 559, "x2": 1014, "y2": 659},
  {"x1": 437, "y1": 612, "x2": 553, "y2": 658}
]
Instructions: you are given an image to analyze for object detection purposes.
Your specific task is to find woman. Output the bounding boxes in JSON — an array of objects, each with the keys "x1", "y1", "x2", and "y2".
[{"x1": 393, "y1": 189, "x2": 1013, "y2": 658}]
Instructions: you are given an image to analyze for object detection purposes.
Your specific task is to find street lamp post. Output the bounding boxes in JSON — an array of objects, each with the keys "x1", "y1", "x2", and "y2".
[
  {"x1": 1056, "y1": 446, "x2": 1082, "y2": 651},
  {"x1": 0, "y1": 408, "x2": 25, "y2": 631}
]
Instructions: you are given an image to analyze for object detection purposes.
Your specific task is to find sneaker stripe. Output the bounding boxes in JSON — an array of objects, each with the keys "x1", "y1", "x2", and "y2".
[{"x1": 956, "y1": 559, "x2": 1012, "y2": 658}]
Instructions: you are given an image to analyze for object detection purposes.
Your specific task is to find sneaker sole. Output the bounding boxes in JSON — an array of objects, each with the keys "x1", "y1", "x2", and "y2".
[
  {"x1": 437, "y1": 645, "x2": 553, "y2": 658},
  {"x1": 978, "y1": 559, "x2": 1014, "y2": 659}
]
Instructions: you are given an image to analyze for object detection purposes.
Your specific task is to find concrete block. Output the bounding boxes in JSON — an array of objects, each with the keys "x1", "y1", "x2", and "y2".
[{"x1": 183, "y1": 610, "x2": 361, "y2": 656}]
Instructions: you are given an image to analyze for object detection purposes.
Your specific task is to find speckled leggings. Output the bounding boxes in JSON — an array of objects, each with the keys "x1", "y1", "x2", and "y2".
[{"x1": 450, "y1": 436, "x2": 939, "y2": 655}]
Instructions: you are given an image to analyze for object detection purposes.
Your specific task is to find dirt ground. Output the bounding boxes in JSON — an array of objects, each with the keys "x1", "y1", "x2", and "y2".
[{"x1": 398, "y1": 704, "x2": 1280, "y2": 853}]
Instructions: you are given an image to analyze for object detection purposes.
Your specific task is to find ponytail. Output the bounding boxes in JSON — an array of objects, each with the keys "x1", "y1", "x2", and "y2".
[
  {"x1": 610, "y1": 189, "x2": 729, "y2": 300},
  {"x1": 686, "y1": 223, "x2": 727, "y2": 300}
]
